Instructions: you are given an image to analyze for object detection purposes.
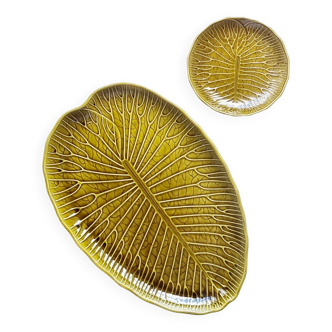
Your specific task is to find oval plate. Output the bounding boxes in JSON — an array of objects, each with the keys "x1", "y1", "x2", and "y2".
[{"x1": 43, "y1": 83, "x2": 248, "y2": 314}]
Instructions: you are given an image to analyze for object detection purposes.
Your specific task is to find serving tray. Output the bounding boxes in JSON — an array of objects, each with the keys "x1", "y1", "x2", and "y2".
[
  {"x1": 188, "y1": 18, "x2": 289, "y2": 116},
  {"x1": 43, "y1": 83, "x2": 248, "y2": 314}
]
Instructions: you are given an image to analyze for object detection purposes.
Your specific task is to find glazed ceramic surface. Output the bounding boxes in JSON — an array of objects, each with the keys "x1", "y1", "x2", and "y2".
[
  {"x1": 188, "y1": 18, "x2": 289, "y2": 116},
  {"x1": 43, "y1": 83, "x2": 248, "y2": 314}
]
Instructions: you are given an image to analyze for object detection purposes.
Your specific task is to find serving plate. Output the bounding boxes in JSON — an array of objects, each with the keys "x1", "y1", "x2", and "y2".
[
  {"x1": 43, "y1": 83, "x2": 248, "y2": 314},
  {"x1": 188, "y1": 18, "x2": 289, "y2": 116}
]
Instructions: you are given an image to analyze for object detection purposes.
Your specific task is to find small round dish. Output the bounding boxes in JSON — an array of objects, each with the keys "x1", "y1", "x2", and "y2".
[{"x1": 188, "y1": 18, "x2": 289, "y2": 116}]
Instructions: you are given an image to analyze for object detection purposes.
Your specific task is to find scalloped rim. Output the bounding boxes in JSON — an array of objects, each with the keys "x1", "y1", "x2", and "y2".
[
  {"x1": 187, "y1": 17, "x2": 290, "y2": 117},
  {"x1": 43, "y1": 82, "x2": 249, "y2": 315}
]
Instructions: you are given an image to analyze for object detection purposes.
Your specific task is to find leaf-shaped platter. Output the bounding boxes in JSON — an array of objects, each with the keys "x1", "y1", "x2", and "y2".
[
  {"x1": 188, "y1": 18, "x2": 289, "y2": 116},
  {"x1": 43, "y1": 83, "x2": 248, "y2": 314}
]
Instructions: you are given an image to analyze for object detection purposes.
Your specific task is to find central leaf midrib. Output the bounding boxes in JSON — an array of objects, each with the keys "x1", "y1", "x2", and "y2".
[
  {"x1": 234, "y1": 55, "x2": 240, "y2": 101},
  {"x1": 122, "y1": 159, "x2": 221, "y2": 294}
]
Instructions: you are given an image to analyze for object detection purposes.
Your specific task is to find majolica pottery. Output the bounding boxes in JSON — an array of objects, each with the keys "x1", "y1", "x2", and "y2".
[
  {"x1": 43, "y1": 83, "x2": 248, "y2": 314},
  {"x1": 188, "y1": 18, "x2": 289, "y2": 116}
]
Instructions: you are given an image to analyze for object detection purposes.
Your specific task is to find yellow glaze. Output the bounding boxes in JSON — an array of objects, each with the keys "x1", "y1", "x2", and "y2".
[
  {"x1": 188, "y1": 18, "x2": 289, "y2": 116},
  {"x1": 43, "y1": 83, "x2": 248, "y2": 314}
]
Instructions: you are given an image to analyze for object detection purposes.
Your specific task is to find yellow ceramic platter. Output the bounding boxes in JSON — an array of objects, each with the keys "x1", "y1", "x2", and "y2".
[
  {"x1": 188, "y1": 18, "x2": 289, "y2": 116},
  {"x1": 43, "y1": 83, "x2": 248, "y2": 314}
]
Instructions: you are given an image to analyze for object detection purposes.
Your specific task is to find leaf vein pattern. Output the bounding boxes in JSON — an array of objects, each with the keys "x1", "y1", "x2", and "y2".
[
  {"x1": 44, "y1": 84, "x2": 247, "y2": 314},
  {"x1": 188, "y1": 18, "x2": 288, "y2": 115}
]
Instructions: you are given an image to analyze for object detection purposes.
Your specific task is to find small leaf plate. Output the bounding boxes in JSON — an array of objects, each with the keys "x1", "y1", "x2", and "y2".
[{"x1": 188, "y1": 18, "x2": 289, "y2": 116}]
